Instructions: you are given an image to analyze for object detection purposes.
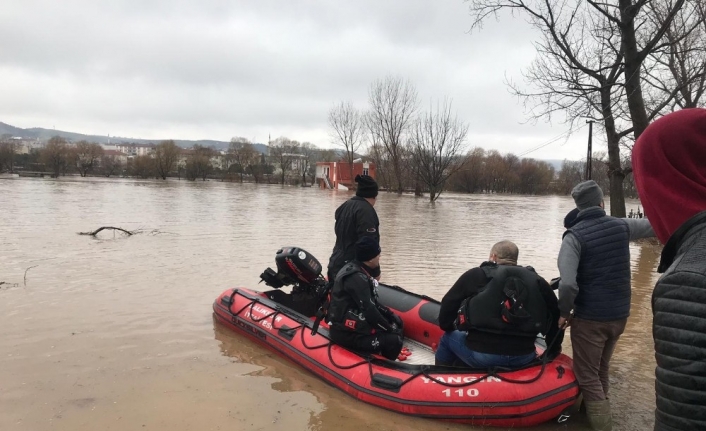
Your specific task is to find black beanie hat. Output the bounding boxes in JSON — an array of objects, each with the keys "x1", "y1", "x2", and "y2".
[
  {"x1": 355, "y1": 174, "x2": 378, "y2": 198},
  {"x1": 355, "y1": 236, "x2": 381, "y2": 262}
]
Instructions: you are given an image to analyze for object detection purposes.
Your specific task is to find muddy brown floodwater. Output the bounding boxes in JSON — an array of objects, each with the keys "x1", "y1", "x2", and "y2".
[{"x1": 0, "y1": 177, "x2": 661, "y2": 431}]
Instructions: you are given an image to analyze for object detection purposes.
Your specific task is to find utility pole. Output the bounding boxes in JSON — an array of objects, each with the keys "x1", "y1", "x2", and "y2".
[{"x1": 585, "y1": 120, "x2": 594, "y2": 180}]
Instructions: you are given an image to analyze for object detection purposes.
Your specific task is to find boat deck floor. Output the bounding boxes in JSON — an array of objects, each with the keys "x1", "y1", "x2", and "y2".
[{"x1": 400, "y1": 338, "x2": 436, "y2": 365}]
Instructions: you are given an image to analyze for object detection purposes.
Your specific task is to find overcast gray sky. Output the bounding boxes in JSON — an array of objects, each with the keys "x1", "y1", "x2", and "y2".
[{"x1": 1, "y1": 0, "x2": 591, "y2": 160}]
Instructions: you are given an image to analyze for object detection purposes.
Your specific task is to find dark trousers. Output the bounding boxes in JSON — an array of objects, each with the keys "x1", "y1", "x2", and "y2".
[
  {"x1": 570, "y1": 317, "x2": 628, "y2": 401},
  {"x1": 329, "y1": 328, "x2": 403, "y2": 361}
]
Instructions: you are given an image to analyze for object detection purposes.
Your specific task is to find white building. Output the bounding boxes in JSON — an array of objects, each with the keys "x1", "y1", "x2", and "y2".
[{"x1": 114, "y1": 143, "x2": 156, "y2": 157}]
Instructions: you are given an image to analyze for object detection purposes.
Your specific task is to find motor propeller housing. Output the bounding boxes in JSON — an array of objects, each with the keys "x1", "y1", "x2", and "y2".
[{"x1": 260, "y1": 247, "x2": 325, "y2": 293}]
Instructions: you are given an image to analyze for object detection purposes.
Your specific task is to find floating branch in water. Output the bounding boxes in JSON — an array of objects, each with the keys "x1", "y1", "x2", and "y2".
[
  {"x1": 79, "y1": 226, "x2": 134, "y2": 236},
  {"x1": 24, "y1": 265, "x2": 38, "y2": 286}
]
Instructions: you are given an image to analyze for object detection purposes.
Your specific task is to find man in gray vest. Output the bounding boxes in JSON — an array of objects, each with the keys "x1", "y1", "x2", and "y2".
[{"x1": 557, "y1": 180, "x2": 654, "y2": 430}]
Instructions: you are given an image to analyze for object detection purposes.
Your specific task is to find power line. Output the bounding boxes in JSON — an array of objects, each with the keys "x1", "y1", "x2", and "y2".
[{"x1": 516, "y1": 123, "x2": 589, "y2": 158}]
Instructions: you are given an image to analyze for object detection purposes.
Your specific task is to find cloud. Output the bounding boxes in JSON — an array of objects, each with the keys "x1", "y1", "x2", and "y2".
[{"x1": 0, "y1": 0, "x2": 590, "y2": 160}]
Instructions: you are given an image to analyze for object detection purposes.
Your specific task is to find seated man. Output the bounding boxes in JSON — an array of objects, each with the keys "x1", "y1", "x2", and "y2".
[
  {"x1": 326, "y1": 237, "x2": 404, "y2": 360},
  {"x1": 435, "y1": 240, "x2": 562, "y2": 368}
]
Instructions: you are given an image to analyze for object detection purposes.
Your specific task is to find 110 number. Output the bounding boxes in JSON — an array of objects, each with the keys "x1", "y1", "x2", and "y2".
[{"x1": 442, "y1": 388, "x2": 479, "y2": 397}]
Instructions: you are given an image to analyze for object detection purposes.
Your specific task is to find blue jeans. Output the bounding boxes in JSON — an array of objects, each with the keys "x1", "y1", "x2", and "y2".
[{"x1": 435, "y1": 330, "x2": 536, "y2": 368}]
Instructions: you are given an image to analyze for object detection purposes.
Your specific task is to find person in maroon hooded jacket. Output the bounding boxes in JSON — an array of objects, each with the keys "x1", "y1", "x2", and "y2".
[{"x1": 632, "y1": 108, "x2": 706, "y2": 431}]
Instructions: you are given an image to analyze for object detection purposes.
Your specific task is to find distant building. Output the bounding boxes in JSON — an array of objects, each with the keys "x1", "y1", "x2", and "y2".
[
  {"x1": 9, "y1": 137, "x2": 43, "y2": 155},
  {"x1": 315, "y1": 160, "x2": 376, "y2": 190},
  {"x1": 114, "y1": 143, "x2": 156, "y2": 157},
  {"x1": 100, "y1": 150, "x2": 129, "y2": 166}
]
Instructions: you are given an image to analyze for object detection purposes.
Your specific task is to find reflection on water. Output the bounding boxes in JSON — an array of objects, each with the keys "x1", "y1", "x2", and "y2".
[{"x1": 0, "y1": 177, "x2": 662, "y2": 431}]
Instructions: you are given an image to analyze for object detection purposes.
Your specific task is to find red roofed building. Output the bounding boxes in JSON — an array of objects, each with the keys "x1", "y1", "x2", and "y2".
[{"x1": 315, "y1": 160, "x2": 376, "y2": 190}]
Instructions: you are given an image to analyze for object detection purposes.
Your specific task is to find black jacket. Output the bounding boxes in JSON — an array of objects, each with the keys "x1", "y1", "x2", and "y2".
[
  {"x1": 438, "y1": 262, "x2": 562, "y2": 357},
  {"x1": 653, "y1": 211, "x2": 706, "y2": 431},
  {"x1": 327, "y1": 196, "x2": 379, "y2": 279},
  {"x1": 327, "y1": 262, "x2": 393, "y2": 334}
]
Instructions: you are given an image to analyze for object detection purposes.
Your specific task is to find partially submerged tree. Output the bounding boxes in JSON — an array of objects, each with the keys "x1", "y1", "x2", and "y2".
[
  {"x1": 268, "y1": 137, "x2": 300, "y2": 185},
  {"x1": 365, "y1": 138, "x2": 392, "y2": 191},
  {"x1": 228, "y1": 137, "x2": 258, "y2": 182},
  {"x1": 74, "y1": 141, "x2": 104, "y2": 177},
  {"x1": 449, "y1": 147, "x2": 487, "y2": 193},
  {"x1": 328, "y1": 101, "x2": 364, "y2": 186},
  {"x1": 155, "y1": 140, "x2": 180, "y2": 180},
  {"x1": 100, "y1": 155, "x2": 121, "y2": 177},
  {"x1": 411, "y1": 99, "x2": 469, "y2": 202},
  {"x1": 130, "y1": 154, "x2": 156, "y2": 179},
  {"x1": 185, "y1": 145, "x2": 215, "y2": 181},
  {"x1": 41, "y1": 136, "x2": 69, "y2": 177},
  {"x1": 367, "y1": 76, "x2": 419, "y2": 194},
  {"x1": 0, "y1": 137, "x2": 16, "y2": 172},
  {"x1": 300, "y1": 142, "x2": 318, "y2": 184}
]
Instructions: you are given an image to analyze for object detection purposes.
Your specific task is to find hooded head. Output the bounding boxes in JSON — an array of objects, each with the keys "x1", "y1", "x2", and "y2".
[
  {"x1": 632, "y1": 108, "x2": 706, "y2": 244},
  {"x1": 564, "y1": 207, "x2": 580, "y2": 229}
]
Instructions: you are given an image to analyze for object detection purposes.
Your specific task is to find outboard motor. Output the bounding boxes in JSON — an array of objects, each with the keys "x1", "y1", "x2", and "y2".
[
  {"x1": 260, "y1": 246, "x2": 326, "y2": 294},
  {"x1": 259, "y1": 247, "x2": 330, "y2": 335}
]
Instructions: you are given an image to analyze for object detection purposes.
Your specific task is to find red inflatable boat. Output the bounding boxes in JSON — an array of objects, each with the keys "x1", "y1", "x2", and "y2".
[{"x1": 212, "y1": 247, "x2": 579, "y2": 428}]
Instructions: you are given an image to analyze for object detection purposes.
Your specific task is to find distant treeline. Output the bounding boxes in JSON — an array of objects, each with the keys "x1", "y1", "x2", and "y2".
[
  {"x1": 1, "y1": 135, "x2": 637, "y2": 198},
  {"x1": 371, "y1": 146, "x2": 638, "y2": 198}
]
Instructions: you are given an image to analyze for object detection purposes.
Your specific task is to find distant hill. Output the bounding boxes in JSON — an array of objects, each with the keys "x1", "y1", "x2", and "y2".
[
  {"x1": 0, "y1": 121, "x2": 268, "y2": 153},
  {"x1": 0, "y1": 121, "x2": 571, "y2": 166}
]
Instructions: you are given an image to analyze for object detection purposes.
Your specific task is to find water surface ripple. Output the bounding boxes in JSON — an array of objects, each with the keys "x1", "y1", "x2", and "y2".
[{"x1": 0, "y1": 177, "x2": 660, "y2": 431}]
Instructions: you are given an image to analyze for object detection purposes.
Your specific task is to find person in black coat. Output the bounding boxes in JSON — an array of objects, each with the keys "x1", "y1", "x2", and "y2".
[
  {"x1": 435, "y1": 241, "x2": 562, "y2": 368},
  {"x1": 327, "y1": 175, "x2": 380, "y2": 283},
  {"x1": 327, "y1": 237, "x2": 404, "y2": 360}
]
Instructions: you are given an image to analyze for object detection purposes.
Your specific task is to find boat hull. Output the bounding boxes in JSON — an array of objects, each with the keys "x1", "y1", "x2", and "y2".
[{"x1": 213, "y1": 285, "x2": 579, "y2": 427}]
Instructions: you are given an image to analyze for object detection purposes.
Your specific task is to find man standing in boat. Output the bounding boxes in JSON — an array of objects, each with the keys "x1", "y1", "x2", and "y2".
[
  {"x1": 326, "y1": 175, "x2": 380, "y2": 284},
  {"x1": 435, "y1": 241, "x2": 562, "y2": 368},
  {"x1": 327, "y1": 236, "x2": 404, "y2": 360},
  {"x1": 557, "y1": 180, "x2": 655, "y2": 431}
]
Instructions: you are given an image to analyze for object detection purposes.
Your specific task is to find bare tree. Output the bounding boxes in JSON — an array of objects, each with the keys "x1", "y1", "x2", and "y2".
[
  {"x1": 516, "y1": 158, "x2": 555, "y2": 194},
  {"x1": 449, "y1": 147, "x2": 487, "y2": 193},
  {"x1": 155, "y1": 140, "x2": 180, "y2": 180},
  {"x1": 268, "y1": 137, "x2": 300, "y2": 185},
  {"x1": 365, "y1": 138, "x2": 391, "y2": 191},
  {"x1": 227, "y1": 137, "x2": 246, "y2": 181},
  {"x1": 241, "y1": 144, "x2": 259, "y2": 181},
  {"x1": 185, "y1": 145, "x2": 215, "y2": 181},
  {"x1": 318, "y1": 148, "x2": 338, "y2": 163},
  {"x1": 445, "y1": 147, "x2": 556, "y2": 195},
  {"x1": 0, "y1": 137, "x2": 16, "y2": 172},
  {"x1": 300, "y1": 142, "x2": 318, "y2": 184},
  {"x1": 228, "y1": 137, "x2": 259, "y2": 182},
  {"x1": 73, "y1": 141, "x2": 104, "y2": 177},
  {"x1": 467, "y1": 0, "x2": 686, "y2": 217},
  {"x1": 328, "y1": 101, "x2": 364, "y2": 186},
  {"x1": 643, "y1": 0, "x2": 706, "y2": 111},
  {"x1": 100, "y1": 155, "x2": 121, "y2": 177},
  {"x1": 130, "y1": 155, "x2": 156, "y2": 179},
  {"x1": 411, "y1": 99, "x2": 469, "y2": 202},
  {"x1": 367, "y1": 76, "x2": 419, "y2": 194},
  {"x1": 41, "y1": 136, "x2": 69, "y2": 177}
]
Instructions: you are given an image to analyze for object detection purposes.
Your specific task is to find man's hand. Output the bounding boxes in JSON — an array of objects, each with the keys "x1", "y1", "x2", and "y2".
[{"x1": 558, "y1": 316, "x2": 571, "y2": 329}]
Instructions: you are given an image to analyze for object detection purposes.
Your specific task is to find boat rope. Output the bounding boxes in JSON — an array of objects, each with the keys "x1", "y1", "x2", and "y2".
[{"x1": 225, "y1": 289, "x2": 567, "y2": 391}]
